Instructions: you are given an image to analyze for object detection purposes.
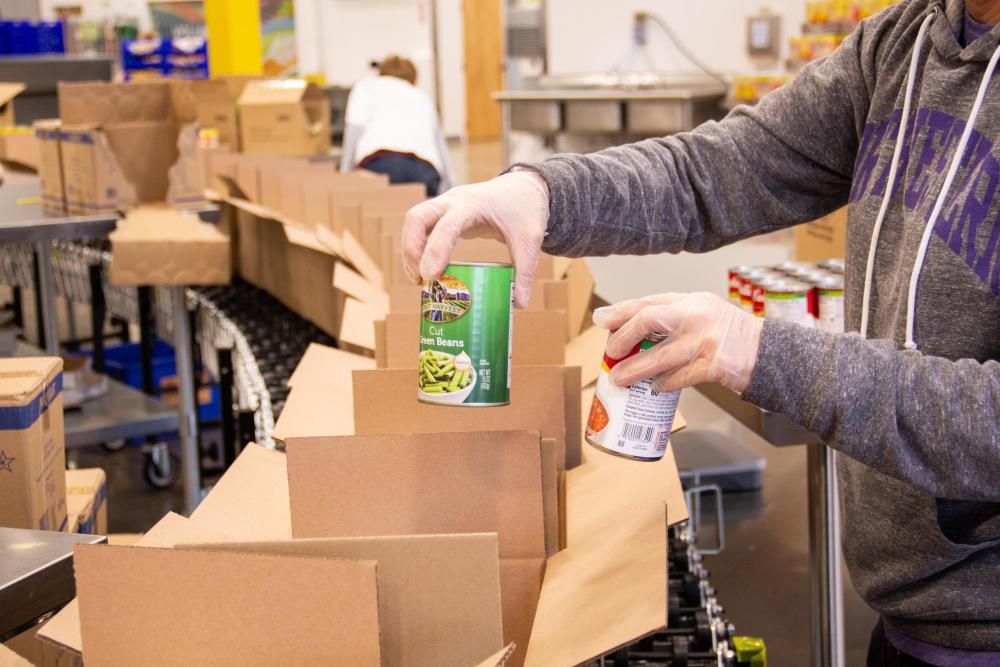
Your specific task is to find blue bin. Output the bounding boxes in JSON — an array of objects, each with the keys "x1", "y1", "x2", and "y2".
[{"x1": 35, "y1": 21, "x2": 64, "y2": 54}]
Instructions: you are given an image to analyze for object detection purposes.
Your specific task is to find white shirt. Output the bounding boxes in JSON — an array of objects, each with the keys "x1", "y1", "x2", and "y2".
[{"x1": 341, "y1": 75, "x2": 453, "y2": 191}]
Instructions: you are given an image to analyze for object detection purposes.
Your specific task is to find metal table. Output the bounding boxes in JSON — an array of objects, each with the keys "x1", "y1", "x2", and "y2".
[
  {"x1": 695, "y1": 383, "x2": 845, "y2": 667},
  {"x1": 0, "y1": 527, "x2": 106, "y2": 642},
  {"x1": 1, "y1": 183, "x2": 205, "y2": 514}
]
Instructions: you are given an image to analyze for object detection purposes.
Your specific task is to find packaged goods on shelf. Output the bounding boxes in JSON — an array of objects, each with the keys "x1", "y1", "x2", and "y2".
[{"x1": 725, "y1": 257, "x2": 845, "y2": 331}]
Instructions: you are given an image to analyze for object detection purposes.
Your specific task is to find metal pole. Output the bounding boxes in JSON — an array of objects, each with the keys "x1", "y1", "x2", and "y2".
[
  {"x1": 170, "y1": 286, "x2": 201, "y2": 515},
  {"x1": 34, "y1": 241, "x2": 59, "y2": 355},
  {"x1": 807, "y1": 443, "x2": 845, "y2": 667},
  {"x1": 88, "y1": 264, "x2": 106, "y2": 373}
]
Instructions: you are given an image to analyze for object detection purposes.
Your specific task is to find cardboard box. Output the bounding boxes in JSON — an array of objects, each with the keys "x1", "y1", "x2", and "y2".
[
  {"x1": 0, "y1": 357, "x2": 67, "y2": 531},
  {"x1": 58, "y1": 81, "x2": 203, "y2": 213},
  {"x1": 352, "y1": 365, "x2": 581, "y2": 471},
  {"x1": 375, "y1": 310, "x2": 566, "y2": 369},
  {"x1": 109, "y1": 207, "x2": 231, "y2": 286},
  {"x1": 0, "y1": 128, "x2": 38, "y2": 171},
  {"x1": 73, "y1": 544, "x2": 382, "y2": 666},
  {"x1": 238, "y1": 80, "x2": 331, "y2": 156},
  {"x1": 190, "y1": 76, "x2": 258, "y2": 150},
  {"x1": 65, "y1": 468, "x2": 107, "y2": 536},
  {"x1": 4, "y1": 626, "x2": 81, "y2": 667},
  {"x1": 189, "y1": 534, "x2": 505, "y2": 667},
  {"x1": 795, "y1": 207, "x2": 847, "y2": 261},
  {"x1": 0, "y1": 82, "x2": 25, "y2": 127},
  {"x1": 33, "y1": 120, "x2": 64, "y2": 211},
  {"x1": 286, "y1": 431, "x2": 548, "y2": 664}
]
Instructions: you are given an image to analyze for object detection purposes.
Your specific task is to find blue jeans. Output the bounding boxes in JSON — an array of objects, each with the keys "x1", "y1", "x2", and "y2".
[{"x1": 362, "y1": 155, "x2": 441, "y2": 197}]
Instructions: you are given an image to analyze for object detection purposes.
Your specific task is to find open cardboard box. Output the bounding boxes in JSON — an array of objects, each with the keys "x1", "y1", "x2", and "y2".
[
  {"x1": 109, "y1": 207, "x2": 231, "y2": 286},
  {"x1": 57, "y1": 81, "x2": 203, "y2": 213},
  {"x1": 190, "y1": 76, "x2": 259, "y2": 150},
  {"x1": 238, "y1": 80, "x2": 331, "y2": 157}
]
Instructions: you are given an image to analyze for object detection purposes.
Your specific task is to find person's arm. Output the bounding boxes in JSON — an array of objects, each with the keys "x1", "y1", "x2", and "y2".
[
  {"x1": 529, "y1": 15, "x2": 886, "y2": 258},
  {"x1": 744, "y1": 320, "x2": 1000, "y2": 501}
]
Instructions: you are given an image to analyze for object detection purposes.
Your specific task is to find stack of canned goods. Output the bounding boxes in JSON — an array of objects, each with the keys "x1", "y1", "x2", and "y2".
[{"x1": 727, "y1": 259, "x2": 844, "y2": 332}]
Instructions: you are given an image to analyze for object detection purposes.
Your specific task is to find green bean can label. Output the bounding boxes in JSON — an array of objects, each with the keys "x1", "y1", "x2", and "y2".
[{"x1": 418, "y1": 262, "x2": 513, "y2": 406}]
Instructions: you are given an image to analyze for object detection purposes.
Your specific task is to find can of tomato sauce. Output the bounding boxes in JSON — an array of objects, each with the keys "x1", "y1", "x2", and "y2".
[
  {"x1": 753, "y1": 274, "x2": 782, "y2": 318},
  {"x1": 739, "y1": 268, "x2": 766, "y2": 312},
  {"x1": 816, "y1": 274, "x2": 845, "y2": 333},
  {"x1": 764, "y1": 280, "x2": 813, "y2": 327},
  {"x1": 585, "y1": 333, "x2": 680, "y2": 462},
  {"x1": 728, "y1": 265, "x2": 750, "y2": 305},
  {"x1": 419, "y1": 262, "x2": 514, "y2": 407}
]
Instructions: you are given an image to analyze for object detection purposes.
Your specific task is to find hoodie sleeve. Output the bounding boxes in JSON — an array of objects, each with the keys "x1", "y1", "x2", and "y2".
[
  {"x1": 526, "y1": 18, "x2": 881, "y2": 257},
  {"x1": 743, "y1": 320, "x2": 1000, "y2": 501}
]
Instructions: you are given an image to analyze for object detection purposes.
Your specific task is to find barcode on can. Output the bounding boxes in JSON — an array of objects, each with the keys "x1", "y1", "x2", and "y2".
[{"x1": 619, "y1": 421, "x2": 656, "y2": 444}]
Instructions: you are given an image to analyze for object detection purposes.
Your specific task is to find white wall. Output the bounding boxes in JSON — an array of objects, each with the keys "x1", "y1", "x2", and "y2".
[
  {"x1": 546, "y1": 0, "x2": 806, "y2": 76},
  {"x1": 39, "y1": 0, "x2": 153, "y2": 32},
  {"x1": 434, "y1": 0, "x2": 465, "y2": 137}
]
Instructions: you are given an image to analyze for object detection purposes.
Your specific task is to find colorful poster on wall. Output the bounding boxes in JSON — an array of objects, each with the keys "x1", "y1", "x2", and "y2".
[
  {"x1": 260, "y1": 0, "x2": 297, "y2": 76},
  {"x1": 150, "y1": 1, "x2": 207, "y2": 39}
]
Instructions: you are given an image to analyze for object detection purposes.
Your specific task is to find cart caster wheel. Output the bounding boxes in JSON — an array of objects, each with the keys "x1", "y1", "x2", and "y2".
[
  {"x1": 102, "y1": 439, "x2": 128, "y2": 452},
  {"x1": 143, "y1": 449, "x2": 179, "y2": 489}
]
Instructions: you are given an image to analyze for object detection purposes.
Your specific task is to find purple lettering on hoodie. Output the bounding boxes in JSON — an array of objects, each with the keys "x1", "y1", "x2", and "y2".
[
  {"x1": 905, "y1": 110, "x2": 955, "y2": 209},
  {"x1": 851, "y1": 116, "x2": 894, "y2": 202}
]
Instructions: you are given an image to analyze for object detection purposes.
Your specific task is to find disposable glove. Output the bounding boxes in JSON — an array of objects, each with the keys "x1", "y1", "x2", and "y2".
[
  {"x1": 593, "y1": 292, "x2": 764, "y2": 393},
  {"x1": 402, "y1": 170, "x2": 549, "y2": 308}
]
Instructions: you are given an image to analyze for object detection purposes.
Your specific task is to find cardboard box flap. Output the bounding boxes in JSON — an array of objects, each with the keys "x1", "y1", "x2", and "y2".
[
  {"x1": 58, "y1": 81, "x2": 173, "y2": 125},
  {"x1": 238, "y1": 79, "x2": 315, "y2": 106},
  {"x1": 189, "y1": 444, "x2": 292, "y2": 540},
  {"x1": 286, "y1": 342, "x2": 374, "y2": 389},
  {"x1": 0, "y1": 643, "x2": 32, "y2": 667},
  {"x1": 38, "y1": 511, "x2": 237, "y2": 655},
  {"x1": 285, "y1": 431, "x2": 547, "y2": 560},
  {"x1": 352, "y1": 367, "x2": 569, "y2": 471},
  {"x1": 476, "y1": 644, "x2": 516, "y2": 667},
  {"x1": 0, "y1": 356, "x2": 61, "y2": 406},
  {"x1": 74, "y1": 544, "x2": 382, "y2": 666},
  {"x1": 0, "y1": 82, "x2": 25, "y2": 107},
  {"x1": 523, "y1": 504, "x2": 669, "y2": 666},
  {"x1": 566, "y1": 325, "x2": 605, "y2": 387},
  {"x1": 333, "y1": 262, "x2": 389, "y2": 315},
  {"x1": 185, "y1": 534, "x2": 504, "y2": 667}
]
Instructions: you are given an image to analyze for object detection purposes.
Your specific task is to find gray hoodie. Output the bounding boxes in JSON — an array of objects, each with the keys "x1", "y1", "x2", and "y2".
[{"x1": 528, "y1": 0, "x2": 1000, "y2": 650}]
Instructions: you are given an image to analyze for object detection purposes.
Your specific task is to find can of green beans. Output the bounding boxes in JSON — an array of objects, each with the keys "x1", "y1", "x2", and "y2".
[{"x1": 419, "y1": 262, "x2": 514, "y2": 407}]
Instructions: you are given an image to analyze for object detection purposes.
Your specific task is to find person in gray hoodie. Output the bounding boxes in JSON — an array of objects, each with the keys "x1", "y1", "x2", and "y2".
[{"x1": 403, "y1": 0, "x2": 1000, "y2": 664}]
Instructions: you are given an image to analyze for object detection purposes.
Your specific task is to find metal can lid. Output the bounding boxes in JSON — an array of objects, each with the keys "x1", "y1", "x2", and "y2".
[
  {"x1": 645, "y1": 333, "x2": 669, "y2": 343},
  {"x1": 817, "y1": 274, "x2": 844, "y2": 289},
  {"x1": 729, "y1": 264, "x2": 752, "y2": 273}
]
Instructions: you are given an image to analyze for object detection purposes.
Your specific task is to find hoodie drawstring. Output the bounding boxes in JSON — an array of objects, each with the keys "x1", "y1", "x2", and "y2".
[
  {"x1": 859, "y1": 12, "x2": 934, "y2": 340},
  {"x1": 859, "y1": 10, "x2": 1000, "y2": 349}
]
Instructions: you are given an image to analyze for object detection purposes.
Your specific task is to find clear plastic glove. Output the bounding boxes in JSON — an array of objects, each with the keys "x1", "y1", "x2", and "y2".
[
  {"x1": 593, "y1": 292, "x2": 764, "y2": 393},
  {"x1": 402, "y1": 170, "x2": 549, "y2": 308}
]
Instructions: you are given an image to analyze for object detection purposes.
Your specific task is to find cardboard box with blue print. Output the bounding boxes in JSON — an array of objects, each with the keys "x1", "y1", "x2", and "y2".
[
  {"x1": 56, "y1": 81, "x2": 204, "y2": 215},
  {"x1": 65, "y1": 468, "x2": 107, "y2": 536},
  {"x1": 0, "y1": 357, "x2": 67, "y2": 531}
]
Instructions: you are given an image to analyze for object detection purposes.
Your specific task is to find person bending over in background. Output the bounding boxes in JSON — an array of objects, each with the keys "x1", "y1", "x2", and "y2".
[
  {"x1": 403, "y1": 1, "x2": 1000, "y2": 665},
  {"x1": 340, "y1": 55, "x2": 454, "y2": 197}
]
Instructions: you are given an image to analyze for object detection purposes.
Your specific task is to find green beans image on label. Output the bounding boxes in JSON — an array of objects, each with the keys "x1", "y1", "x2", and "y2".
[{"x1": 418, "y1": 262, "x2": 513, "y2": 407}]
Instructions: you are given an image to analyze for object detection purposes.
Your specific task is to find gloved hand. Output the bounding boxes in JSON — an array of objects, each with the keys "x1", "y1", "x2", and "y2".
[
  {"x1": 593, "y1": 292, "x2": 764, "y2": 393},
  {"x1": 402, "y1": 170, "x2": 550, "y2": 308}
]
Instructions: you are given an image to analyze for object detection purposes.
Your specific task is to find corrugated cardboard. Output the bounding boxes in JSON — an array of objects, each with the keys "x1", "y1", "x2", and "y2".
[
  {"x1": 352, "y1": 366, "x2": 574, "y2": 470},
  {"x1": 333, "y1": 262, "x2": 389, "y2": 315},
  {"x1": 109, "y1": 207, "x2": 231, "y2": 286},
  {"x1": 65, "y1": 468, "x2": 107, "y2": 535},
  {"x1": 188, "y1": 534, "x2": 504, "y2": 667},
  {"x1": 476, "y1": 644, "x2": 517, "y2": 667},
  {"x1": 339, "y1": 297, "x2": 379, "y2": 351},
  {"x1": 74, "y1": 544, "x2": 382, "y2": 666},
  {"x1": 38, "y1": 510, "x2": 236, "y2": 656},
  {"x1": 189, "y1": 444, "x2": 291, "y2": 540},
  {"x1": 33, "y1": 120, "x2": 64, "y2": 210},
  {"x1": 0, "y1": 129, "x2": 39, "y2": 171},
  {"x1": 4, "y1": 625, "x2": 81, "y2": 667},
  {"x1": 286, "y1": 431, "x2": 548, "y2": 664},
  {"x1": 565, "y1": 259, "x2": 596, "y2": 338},
  {"x1": 566, "y1": 324, "x2": 606, "y2": 387},
  {"x1": 0, "y1": 82, "x2": 25, "y2": 127},
  {"x1": 57, "y1": 81, "x2": 203, "y2": 212},
  {"x1": 287, "y1": 431, "x2": 546, "y2": 558},
  {"x1": 375, "y1": 310, "x2": 567, "y2": 369},
  {"x1": 795, "y1": 207, "x2": 847, "y2": 261},
  {"x1": 0, "y1": 357, "x2": 67, "y2": 531},
  {"x1": 190, "y1": 76, "x2": 258, "y2": 149},
  {"x1": 273, "y1": 344, "x2": 373, "y2": 442},
  {"x1": 0, "y1": 642, "x2": 32, "y2": 667},
  {"x1": 238, "y1": 80, "x2": 331, "y2": 156}
]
